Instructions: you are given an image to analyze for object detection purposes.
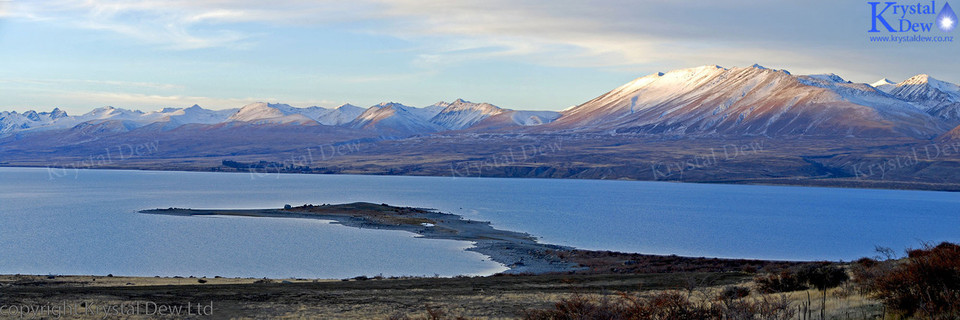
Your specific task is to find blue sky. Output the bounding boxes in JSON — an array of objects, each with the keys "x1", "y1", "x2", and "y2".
[{"x1": 0, "y1": 0, "x2": 957, "y2": 114}]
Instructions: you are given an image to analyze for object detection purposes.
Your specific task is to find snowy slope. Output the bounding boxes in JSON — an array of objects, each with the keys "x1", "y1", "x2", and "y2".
[
  {"x1": 871, "y1": 78, "x2": 897, "y2": 93},
  {"x1": 468, "y1": 110, "x2": 561, "y2": 131},
  {"x1": 167, "y1": 105, "x2": 238, "y2": 124},
  {"x1": 226, "y1": 102, "x2": 366, "y2": 126},
  {"x1": 429, "y1": 99, "x2": 505, "y2": 130},
  {"x1": 226, "y1": 102, "x2": 321, "y2": 125},
  {"x1": 0, "y1": 108, "x2": 77, "y2": 135},
  {"x1": 410, "y1": 103, "x2": 447, "y2": 120},
  {"x1": 349, "y1": 102, "x2": 445, "y2": 137},
  {"x1": 880, "y1": 75, "x2": 960, "y2": 125},
  {"x1": 509, "y1": 110, "x2": 562, "y2": 125},
  {"x1": 315, "y1": 104, "x2": 364, "y2": 126},
  {"x1": 549, "y1": 65, "x2": 946, "y2": 138}
]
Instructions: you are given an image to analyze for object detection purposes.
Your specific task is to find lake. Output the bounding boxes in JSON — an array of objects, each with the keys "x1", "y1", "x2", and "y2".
[{"x1": 0, "y1": 167, "x2": 958, "y2": 278}]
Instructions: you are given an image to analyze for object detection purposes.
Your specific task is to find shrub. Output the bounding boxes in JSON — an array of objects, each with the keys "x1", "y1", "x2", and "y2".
[
  {"x1": 754, "y1": 263, "x2": 848, "y2": 294},
  {"x1": 717, "y1": 286, "x2": 751, "y2": 301},
  {"x1": 871, "y1": 242, "x2": 960, "y2": 318},
  {"x1": 850, "y1": 257, "x2": 890, "y2": 295},
  {"x1": 754, "y1": 269, "x2": 808, "y2": 293},
  {"x1": 797, "y1": 263, "x2": 848, "y2": 291}
]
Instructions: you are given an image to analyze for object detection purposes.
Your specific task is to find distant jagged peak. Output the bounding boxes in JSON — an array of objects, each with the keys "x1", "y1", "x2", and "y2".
[
  {"x1": 444, "y1": 98, "x2": 502, "y2": 112},
  {"x1": 871, "y1": 78, "x2": 896, "y2": 86},
  {"x1": 902, "y1": 74, "x2": 933, "y2": 84},
  {"x1": 887, "y1": 74, "x2": 960, "y2": 102},
  {"x1": 48, "y1": 107, "x2": 69, "y2": 119},
  {"x1": 897, "y1": 74, "x2": 960, "y2": 92},
  {"x1": 373, "y1": 101, "x2": 411, "y2": 109}
]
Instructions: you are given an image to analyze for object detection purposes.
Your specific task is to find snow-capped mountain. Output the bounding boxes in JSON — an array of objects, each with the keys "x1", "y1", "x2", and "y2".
[
  {"x1": 348, "y1": 102, "x2": 445, "y2": 137},
  {"x1": 429, "y1": 99, "x2": 505, "y2": 130},
  {"x1": 226, "y1": 102, "x2": 317, "y2": 125},
  {"x1": 80, "y1": 106, "x2": 146, "y2": 121},
  {"x1": 164, "y1": 105, "x2": 237, "y2": 124},
  {"x1": 226, "y1": 102, "x2": 368, "y2": 126},
  {"x1": 3, "y1": 64, "x2": 960, "y2": 141},
  {"x1": 871, "y1": 78, "x2": 897, "y2": 92},
  {"x1": 0, "y1": 108, "x2": 75, "y2": 134},
  {"x1": 466, "y1": 110, "x2": 561, "y2": 131},
  {"x1": 876, "y1": 75, "x2": 960, "y2": 125},
  {"x1": 548, "y1": 65, "x2": 947, "y2": 138},
  {"x1": 316, "y1": 104, "x2": 365, "y2": 126}
]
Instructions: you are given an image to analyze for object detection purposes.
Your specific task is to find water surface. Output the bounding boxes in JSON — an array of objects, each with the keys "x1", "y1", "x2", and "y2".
[{"x1": 1, "y1": 167, "x2": 958, "y2": 277}]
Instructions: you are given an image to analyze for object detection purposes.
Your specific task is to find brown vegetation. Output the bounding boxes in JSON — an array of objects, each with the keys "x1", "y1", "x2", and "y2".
[
  {"x1": 522, "y1": 290, "x2": 795, "y2": 320},
  {"x1": 556, "y1": 249, "x2": 804, "y2": 275},
  {"x1": 853, "y1": 242, "x2": 960, "y2": 319}
]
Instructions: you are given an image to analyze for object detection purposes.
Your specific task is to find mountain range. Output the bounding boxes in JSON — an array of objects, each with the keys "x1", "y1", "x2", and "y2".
[
  {"x1": 3, "y1": 65, "x2": 959, "y2": 140},
  {"x1": 2, "y1": 64, "x2": 960, "y2": 191}
]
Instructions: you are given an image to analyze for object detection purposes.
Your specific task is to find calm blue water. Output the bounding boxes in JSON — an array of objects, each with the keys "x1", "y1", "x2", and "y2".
[{"x1": 1, "y1": 167, "x2": 958, "y2": 278}]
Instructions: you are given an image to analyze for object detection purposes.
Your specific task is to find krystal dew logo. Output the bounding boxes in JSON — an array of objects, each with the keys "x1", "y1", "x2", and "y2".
[{"x1": 868, "y1": 1, "x2": 957, "y2": 43}]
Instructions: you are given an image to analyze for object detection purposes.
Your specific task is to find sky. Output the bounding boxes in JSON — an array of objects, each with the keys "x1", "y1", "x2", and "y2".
[{"x1": 0, "y1": 0, "x2": 958, "y2": 114}]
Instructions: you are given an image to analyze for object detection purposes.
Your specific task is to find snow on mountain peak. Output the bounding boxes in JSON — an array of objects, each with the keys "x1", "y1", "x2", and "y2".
[
  {"x1": 349, "y1": 102, "x2": 444, "y2": 136},
  {"x1": 871, "y1": 78, "x2": 896, "y2": 87},
  {"x1": 617, "y1": 65, "x2": 725, "y2": 94},
  {"x1": 805, "y1": 73, "x2": 847, "y2": 83},
  {"x1": 903, "y1": 74, "x2": 932, "y2": 84},
  {"x1": 313, "y1": 104, "x2": 363, "y2": 125},
  {"x1": 229, "y1": 102, "x2": 286, "y2": 121},
  {"x1": 902, "y1": 74, "x2": 960, "y2": 94},
  {"x1": 871, "y1": 78, "x2": 898, "y2": 93},
  {"x1": 430, "y1": 99, "x2": 505, "y2": 130},
  {"x1": 48, "y1": 108, "x2": 69, "y2": 119},
  {"x1": 552, "y1": 64, "x2": 945, "y2": 138}
]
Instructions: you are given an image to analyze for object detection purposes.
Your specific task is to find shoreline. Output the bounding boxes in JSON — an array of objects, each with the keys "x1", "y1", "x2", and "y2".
[
  {"x1": 5, "y1": 164, "x2": 960, "y2": 193},
  {"x1": 141, "y1": 203, "x2": 581, "y2": 275},
  {"x1": 140, "y1": 202, "x2": 812, "y2": 277}
]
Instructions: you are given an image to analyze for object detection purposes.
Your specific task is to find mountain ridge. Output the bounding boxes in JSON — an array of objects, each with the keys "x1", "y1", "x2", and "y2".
[{"x1": 3, "y1": 64, "x2": 959, "y2": 140}]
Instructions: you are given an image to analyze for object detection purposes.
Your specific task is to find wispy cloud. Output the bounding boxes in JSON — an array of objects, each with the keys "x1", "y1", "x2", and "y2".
[
  {"x1": 0, "y1": 83, "x2": 343, "y2": 113},
  {"x1": 0, "y1": 78, "x2": 185, "y2": 90},
  {"x1": 5, "y1": 0, "x2": 949, "y2": 80},
  {"x1": 3, "y1": 0, "x2": 956, "y2": 108},
  {"x1": 6, "y1": 0, "x2": 377, "y2": 50}
]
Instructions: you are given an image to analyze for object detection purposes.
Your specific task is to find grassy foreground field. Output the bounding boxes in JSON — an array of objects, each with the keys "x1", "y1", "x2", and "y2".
[{"x1": 0, "y1": 272, "x2": 885, "y2": 319}]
